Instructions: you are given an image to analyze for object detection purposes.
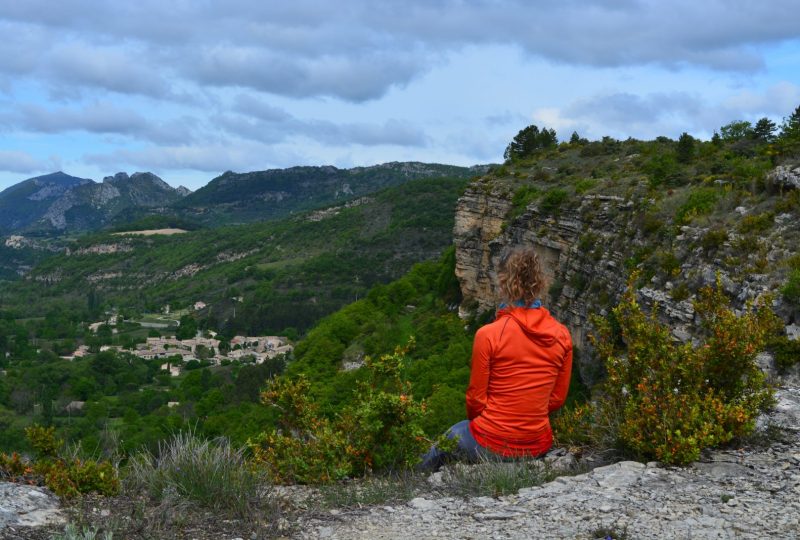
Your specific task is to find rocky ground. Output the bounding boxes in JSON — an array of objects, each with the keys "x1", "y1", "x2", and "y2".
[
  {"x1": 298, "y1": 385, "x2": 800, "y2": 540},
  {"x1": 2, "y1": 385, "x2": 798, "y2": 540}
]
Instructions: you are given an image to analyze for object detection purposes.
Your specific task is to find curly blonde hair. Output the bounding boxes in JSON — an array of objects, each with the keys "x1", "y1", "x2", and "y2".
[{"x1": 496, "y1": 246, "x2": 544, "y2": 305}]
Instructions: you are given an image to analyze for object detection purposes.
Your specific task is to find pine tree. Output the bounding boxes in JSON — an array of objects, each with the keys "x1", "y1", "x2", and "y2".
[
  {"x1": 752, "y1": 117, "x2": 777, "y2": 142},
  {"x1": 504, "y1": 125, "x2": 558, "y2": 161},
  {"x1": 777, "y1": 105, "x2": 800, "y2": 156},
  {"x1": 676, "y1": 132, "x2": 695, "y2": 163},
  {"x1": 781, "y1": 105, "x2": 800, "y2": 139}
]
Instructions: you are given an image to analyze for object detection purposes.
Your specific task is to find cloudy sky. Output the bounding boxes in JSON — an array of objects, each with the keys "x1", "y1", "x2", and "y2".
[{"x1": 1, "y1": 1, "x2": 799, "y2": 191}]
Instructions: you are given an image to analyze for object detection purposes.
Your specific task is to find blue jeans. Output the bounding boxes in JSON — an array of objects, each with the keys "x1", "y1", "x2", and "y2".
[{"x1": 418, "y1": 420, "x2": 495, "y2": 471}]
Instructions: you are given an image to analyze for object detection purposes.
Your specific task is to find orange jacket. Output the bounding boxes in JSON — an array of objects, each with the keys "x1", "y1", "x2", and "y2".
[{"x1": 466, "y1": 304, "x2": 572, "y2": 456}]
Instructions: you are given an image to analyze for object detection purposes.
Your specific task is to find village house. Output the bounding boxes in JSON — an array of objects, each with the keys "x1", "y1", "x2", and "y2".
[{"x1": 97, "y1": 331, "x2": 291, "y2": 367}]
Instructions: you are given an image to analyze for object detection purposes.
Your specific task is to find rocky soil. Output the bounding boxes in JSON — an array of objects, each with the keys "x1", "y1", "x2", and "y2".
[{"x1": 298, "y1": 385, "x2": 800, "y2": 540}]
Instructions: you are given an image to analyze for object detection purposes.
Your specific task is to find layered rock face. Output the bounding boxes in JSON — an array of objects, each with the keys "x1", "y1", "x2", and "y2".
[
  {"x1": 453, "y1": 173, "x2": 793, "y2": 383},
  {"x1": 453, "y1": 184, "x2": 632, "y2": 379},
  {"x1": 452, "y1": 182, "x2": 512, "y2": 315}
]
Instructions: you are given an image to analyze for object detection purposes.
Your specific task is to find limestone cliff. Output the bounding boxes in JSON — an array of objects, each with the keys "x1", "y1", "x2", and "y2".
[{"x1": 453, "y1": 151, "x2": 799, "y2": 383}]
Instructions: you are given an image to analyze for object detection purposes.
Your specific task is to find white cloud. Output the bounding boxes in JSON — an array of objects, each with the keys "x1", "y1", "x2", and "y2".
[
  {"x1": 47, "y1": 42, "x2": 171, "y2": 98},
  {"x1": 1, "y1": 1, "x2": 799, "y2": 101},
  {"x1": 0, "y1": 150, "x2": 46, "y2": 173},
  {"x1": 7, "y1": 102, "x2": 200, "y2": 144},
  {"x1": 84, "y1": 142, "x2": 305, "y2": 174},
  {"x1": 529, "y1": 83, "x2": 800, "y2": 141}
]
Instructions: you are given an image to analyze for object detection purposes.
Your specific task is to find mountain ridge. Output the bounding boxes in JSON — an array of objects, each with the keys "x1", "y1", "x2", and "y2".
[{"x1": 0, "y1": 162, "x2": 488, "y2": 233}]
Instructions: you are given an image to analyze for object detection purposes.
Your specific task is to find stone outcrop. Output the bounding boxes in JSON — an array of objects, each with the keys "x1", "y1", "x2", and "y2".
[
  {"x1": 0, "y1": 483, "x2": 65, "y2": 531},
  {"x1": 768, "y1": 163, "x2": 800, "y2": 190}
]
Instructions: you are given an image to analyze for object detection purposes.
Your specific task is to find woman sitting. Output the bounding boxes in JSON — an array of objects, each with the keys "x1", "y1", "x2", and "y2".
[{"x1": 420, "y1": 246, "x2": 572, "y2": 469}]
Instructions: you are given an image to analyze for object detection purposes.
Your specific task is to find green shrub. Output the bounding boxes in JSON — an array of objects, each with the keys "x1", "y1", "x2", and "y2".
[
  {"x1": 769, "y1": 335, "x2": 800, "y2": 371},
  {"x1": 782, "y1": 269, "x2": 800, "y2": 304},
  {"x1": 540, "y1": 188, "x2": 569, "y2": 215},
  {"x1": 127, "y1": 431, "x2": 265, "y2": 516},
  {"x1": 574, "y1": 179, "x2": 597, "y2": 194},
  {"x1": 575, "y1": 276, "x2": 779, "y2": 464},
  {"x1": 0, "y1": 452, "x2": 31, "y2": 480},
  {"x1": 738, "y1": 212, "x2": 774, "y2": 234},
  {"x1": 640, "y1": 213, "x2": 665, "y2": 237},
  {"x1": 675, "y1": 188, "x2": 719, "y2": 224},
  {"x1": 775, "y1": 189, "x2": 800, "y2": 213},
  {"x1": 670, "y1": 283, "x2": 691, "y2": 301},
  {"x1": 25, "y1": 425, "x2": 62, "y2": 458},
  {"x1": 701, "y1": 228, "x2": 728, "y2": 251},
  {"x1": 644, "y1": 153, "x2": 679, "y2": 187},
  {"x1": 36, "y1": 459, "x2": 119, "y2": 499},
  {"x1": 510, "y1": 186, "x2": 540, "y2": 218},
  {"x1": 1, "y1": 425, "x2": 120, "y2": 499},
  {"x1": 250, "y1": 343, "x2": 446, "y2": 484}
]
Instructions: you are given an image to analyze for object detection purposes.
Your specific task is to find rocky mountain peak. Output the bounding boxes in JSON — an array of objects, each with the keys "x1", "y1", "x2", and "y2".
[{"x1": 103, "y1": 172, "x2": 130, "y2": 183}]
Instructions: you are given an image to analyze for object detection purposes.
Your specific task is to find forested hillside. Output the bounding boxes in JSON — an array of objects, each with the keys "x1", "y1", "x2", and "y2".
[
  {"x1": 3, "y1": 175, "x2": 472, "y2": 336},
  {"x1": 175, "y1": 162, "x2": 484, "y2": 225}
]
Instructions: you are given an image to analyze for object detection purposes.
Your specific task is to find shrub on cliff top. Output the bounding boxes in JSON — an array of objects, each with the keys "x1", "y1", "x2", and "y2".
[
  {"x1": 250, "y1": 341, "x2": 448, "y2": 484},
  {"x1": 555, "y1": 275, "x2": 780, "y2": 464},
  {"x1": 0, "y1": 425, "x2": 120, "y2": 498}
]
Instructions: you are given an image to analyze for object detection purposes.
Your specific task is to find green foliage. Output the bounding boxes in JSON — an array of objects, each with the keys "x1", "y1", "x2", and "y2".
[
  {"x1": 753, "y1": 118, "x2": 777, "y2": 143},
  {"x1": 676, "y1": 132, "x2": 695, "y2": 163},
  {"x1": 782, "y1": 269, "x2": 800, "y2": 304},
  {"x1": 177, "y1": 163, "x2": 476, "y2": 226},
  {"x1": 548, "y1": 279, "x2": 564, "y2": 303},
  {"x1": 25, "y1": 424, "x2": 62, "y2": 457},
  {"x1": 738, "y1": 212, "x2": 774, "y2": 234},
  {"x1": 36, "y1": 458, "x2": 120, "y2": 499},
  {"x1": 127, "y1": 431, "x2": 265, "y2": 517},
  {"x1": 780, "y1": 105, "x2": 800, "y2": 141},
  {"x1": 675, "y1": 187, "x2": 719, "y2": 224},
  {"x1": 720, "y1": 120, "x2": 753, "y2": 141},
  {"x1": 510, "y1": 186, "x2": 540, "y2": 217},
  {"x1": 572, "y1": 277, "x2": 779, "y2": 464},
  {"x1": 569, "y1": 131, "x2": 587, "y2": 145},
  {"x1": 700, "y1": 228, "x2": 728, "y2": 251},
  {"x1": 250, "y1": 344, "x2": 442, "y2": 483},
  {"x1": 504, "y1": 125, "x2": 558, "y2": 161},
  {"x1": 1, "y1": 425, "x2": 119, "y2": 498},
  {"x1": 644, "y1": 153, "x2": 679, "y2": 187},
  {"x1": 573, "y1": 178, "x2": 597, "y2": 194},
  {"x1": 175, "y1": 314, "x2": 197, "y2": 340},
  {"x1": 539, "y1": 188, "x2": 569, "y2": 215},
  {"x1": 769, "y1": 335, "x2": 800, "y2": 371}
]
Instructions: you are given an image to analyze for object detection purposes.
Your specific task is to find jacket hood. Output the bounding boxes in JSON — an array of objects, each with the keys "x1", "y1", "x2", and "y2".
[{"x1": 498, "y1": 306, "x2": 558, "y2": 346}]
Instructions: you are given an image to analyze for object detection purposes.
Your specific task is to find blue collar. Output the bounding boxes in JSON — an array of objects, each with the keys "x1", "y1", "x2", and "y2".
[{"x1": 498, "y1": 299, "x2": 542, "y2": 310}]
